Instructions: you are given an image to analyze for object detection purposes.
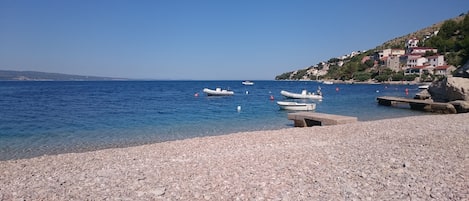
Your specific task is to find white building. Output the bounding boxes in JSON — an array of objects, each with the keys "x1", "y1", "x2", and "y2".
[
  {"x1": 408, "y1": 47, "x2": 438, "y2": 55},
  {"x1": 406, "y1": 55, "x2": 428, "y2": 68},
  {"x1": 404, "y1": 65, "x2": 434, "y2": 76},
  {"x1": 426, "y1": 55, "x2": 445, "y2": 67},
  {"x1": 434, "y1": 65, "x2": 456, "y2": 76},
  {"x1": 406, "y1": 38, "x2": 419, "y2": 49},
  {"x1": 376, "y1": 49, "x2": 405, "y2": 61}
]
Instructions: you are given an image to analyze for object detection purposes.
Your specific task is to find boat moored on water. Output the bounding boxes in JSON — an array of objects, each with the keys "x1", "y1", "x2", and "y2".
[
  {"x1": 203, "y1": 88, "x2": 234, "y2": 96},
  {"x1": 280, "y1": 89, "x2": 322, "y2": 100},
  {"x1": 418, "y1": 84, "x2": 430, "y2": 89},
  {"x1": 276, "y1": 101, "x2": 316, "y2": 111},
  {"x1": 242, "y1": 81, "x2": 254, "y2": 86}
]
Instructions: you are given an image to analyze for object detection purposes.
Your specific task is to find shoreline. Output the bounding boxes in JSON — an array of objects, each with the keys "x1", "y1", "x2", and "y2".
[
  {"x1": 0, "y1": 113, "x2": 427, "y2": 162},
  {"x1": 1, "y1": 113, "x2": 468, "y2": 200}
]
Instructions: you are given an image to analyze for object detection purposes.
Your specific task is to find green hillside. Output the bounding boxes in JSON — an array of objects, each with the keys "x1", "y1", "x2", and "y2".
[{"x1": 276, "y1": 12, "x2": 469, "y2": 82}]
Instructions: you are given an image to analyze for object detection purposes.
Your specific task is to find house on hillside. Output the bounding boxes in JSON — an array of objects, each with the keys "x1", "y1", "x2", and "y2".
[
  {"x1": 386, "y1": 55, "x2": 401, "y2": 71},
  {"x1": 402, "y1": 54, "x2": 428, "y2": 68},
  {"x1": 375, "y1": 48, "x2": 405, "y2": 61},
  {"x1": 406, "y1": 38, "x2": 419, "y2": 49},
  {"x1": 427, "y1": 55, "x2": 445, "y2": 67},
  {"x1": 361, "y1": 56, "x2": 371, "y2": 63},
  {"x1": 404, "y1": 65, "x2": 434, "y2": 76},
  {"x1": 407, "y1": 47, "x2": 438, "y2": 55},
  {"x1": 434, "y1": 65, "x2": 456, "y2": 76}
]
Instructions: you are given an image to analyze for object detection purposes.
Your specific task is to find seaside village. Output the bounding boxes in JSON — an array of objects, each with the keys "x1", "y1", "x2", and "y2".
[
  {"x1": 375, "y1": 38, "x2": 455, "y2": 79},
  {"x1": 306, "y1": 36, "x2": 457, "y2": 82},
  {"x1": 288, "y1": 32, "x2": 469, "y2": 114}
]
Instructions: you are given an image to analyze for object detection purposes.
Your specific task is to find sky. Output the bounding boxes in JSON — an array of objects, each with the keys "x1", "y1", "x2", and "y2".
[{"x1": 1, "y1": 1, "x2": 468, "y2": 80}]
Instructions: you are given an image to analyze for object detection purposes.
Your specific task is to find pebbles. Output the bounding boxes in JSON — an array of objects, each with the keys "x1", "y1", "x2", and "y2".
[{"x1": 1, "y1": 113, "x2": 468, "y2": 200}]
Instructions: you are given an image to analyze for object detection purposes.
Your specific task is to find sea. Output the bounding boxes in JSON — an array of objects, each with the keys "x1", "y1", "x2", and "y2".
[{"x1": 0, "y1": 80, "x2": 426, "y2": 161}]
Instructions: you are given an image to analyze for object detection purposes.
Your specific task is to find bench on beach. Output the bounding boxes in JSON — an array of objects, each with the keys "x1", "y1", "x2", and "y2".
[{"x1": 287, "y1": 112, "x2": 358, "y2": 127}]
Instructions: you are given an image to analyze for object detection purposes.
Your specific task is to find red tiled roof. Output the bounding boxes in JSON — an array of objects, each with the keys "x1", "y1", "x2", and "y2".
[
  {"x1": 402, "y1": 53, "x2": 420, "y2": 57},
  {"x1": 434, "y1": 65, "x2": 450, "y2": 70},
  {"x1": 410, "y1": 47, "x2": 437, "y2": 50},
  {"x1": 426, "y1": 55, "x2": 441, "y2": 58},
  {"x1": 413, "y1": 65, "x2": 432, "y2": 69}
]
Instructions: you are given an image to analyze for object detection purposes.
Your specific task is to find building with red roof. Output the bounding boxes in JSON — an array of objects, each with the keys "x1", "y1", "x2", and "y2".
[{"x1": 434, "y1": 65, "x2": 456, "y2": 76}]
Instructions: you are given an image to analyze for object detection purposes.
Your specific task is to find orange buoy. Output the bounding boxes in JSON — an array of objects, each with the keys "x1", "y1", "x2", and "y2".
[
  {"x1": 194, "y1": 93, "x2": 199, "y2": 97},
  {"x1": 269, "y1": 95, "x2": 274, "y2": 100}
]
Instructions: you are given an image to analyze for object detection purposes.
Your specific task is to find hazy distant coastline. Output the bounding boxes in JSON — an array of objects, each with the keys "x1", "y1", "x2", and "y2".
[{"x1": 0, "y1": 70, "x2": 126, "y2": 81}]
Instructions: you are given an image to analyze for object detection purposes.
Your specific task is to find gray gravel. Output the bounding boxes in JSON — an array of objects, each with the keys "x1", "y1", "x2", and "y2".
[{"x1": 1, "y1": 113, "x2": 468, "y2": 200}]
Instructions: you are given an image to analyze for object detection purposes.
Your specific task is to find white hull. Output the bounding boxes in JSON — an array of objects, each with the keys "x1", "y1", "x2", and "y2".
[
  {"x1": 203, "y1": 88, "x2": 234, "y2": 96},
  {"x1": 280, "y1": 90, "x2": 322, "y2": 100},
  {"x1": 242, "y1": 81, "x2": 254, "y2": 85},
  {"x1": 418, "y1": 84, "x2": 430, "y2": 89},
  {"x1": 277, "y1": 101, "x2": 316, "y2": 111}
]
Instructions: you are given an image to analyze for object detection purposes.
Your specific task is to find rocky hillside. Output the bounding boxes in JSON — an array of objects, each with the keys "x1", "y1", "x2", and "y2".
[
  {"x1": 276, "y1": 13, "x2": 468, "y2": 80},
  {"x1": 376, "y1": 14, "x2": 467, "y2": 50}
]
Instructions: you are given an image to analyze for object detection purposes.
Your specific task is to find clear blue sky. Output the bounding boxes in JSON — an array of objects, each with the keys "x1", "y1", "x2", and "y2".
[{"x1": 1, "y1": 0, "x2": 468, "y2": 80}]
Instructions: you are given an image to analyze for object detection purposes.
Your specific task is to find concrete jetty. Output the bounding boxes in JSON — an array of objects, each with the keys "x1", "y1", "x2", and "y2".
[
  {"x1": 376, "y1": 96, "x2": 457, "y2": 114},
  {"x1": 287, "y1": 112, "x2": 358, "y2": 127}
]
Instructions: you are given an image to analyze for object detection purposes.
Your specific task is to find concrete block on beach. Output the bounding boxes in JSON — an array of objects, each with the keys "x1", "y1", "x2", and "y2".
[{"x1": 288, "y1": 112, "x2": 358, "y2": 127}]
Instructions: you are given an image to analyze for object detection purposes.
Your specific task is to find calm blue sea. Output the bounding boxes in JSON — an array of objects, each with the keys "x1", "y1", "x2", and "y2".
[{"x1": 0, "y1": 80, "x2": 426, "y2": 160}]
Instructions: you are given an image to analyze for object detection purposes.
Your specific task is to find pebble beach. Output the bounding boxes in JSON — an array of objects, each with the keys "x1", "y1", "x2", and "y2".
[{"x1": 1, "y1": 113, "x2": 468, "y2": 200}]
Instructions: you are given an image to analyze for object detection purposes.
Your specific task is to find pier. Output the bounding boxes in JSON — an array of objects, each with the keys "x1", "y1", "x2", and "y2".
[
  {"x1": 287, "y1": 112, "x2": 358, "y2": 127},
  {"x1": 377, "y1": 96, "x2": 457, "y2": 114}
]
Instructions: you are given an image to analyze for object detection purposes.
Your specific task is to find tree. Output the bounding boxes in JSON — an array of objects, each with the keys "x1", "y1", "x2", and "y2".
[
  {"x1": 458, "y1": 15, "x2": 469, "y2": 64},
  {"x1": 354, "y1": 72, "x2": 371, "y2": 82},
  {"x1": 461, "y1": 14, "x2": 469, "y2": 35},
  {"x1": 364, "y1": 59, "x2": 375, "y2": 68},
  {"x1": 275, "y1": 71, "x2": 293, "y2": 80},
  {"x1": 374, "y1": 74, "x2": 390, "y2": 82},
  {"x1": 328, "y1": 58, "x2": 340, "y2": 63},
  {"x1": 341, "y1": 63, "x2": 358, "y2": 80},
  {"x1": 403, "y1": 74, "x2": 418, "y2": 81},
  {"x1": 423, "y1": 51, "x2": 436, "y2": 57},
  {"x1": 391, "y1": 72, "x2": 404, "y2": 81},
  {"x1": 439, "y1": 20, "x2": 458, "y2": 38},
  {"x1": 325, "y1": 65, "x2": 342, "y2": 80},
  {"x1": 291, "y1": 69, "x2": 309, "y2": 80}
]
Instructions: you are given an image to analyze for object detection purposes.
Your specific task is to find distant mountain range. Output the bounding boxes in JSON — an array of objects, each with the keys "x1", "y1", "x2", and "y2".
[{"x1": 0, "y1": 70, "x2": 127, "y2": 81}]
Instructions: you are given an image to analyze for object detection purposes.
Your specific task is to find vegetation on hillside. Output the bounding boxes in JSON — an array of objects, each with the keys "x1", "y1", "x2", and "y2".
[
  {"x1": 424, "y1": 14, "x2": 469, "y2": 66},
  {"x1": 276, "y1": 13, "x2": 469, "y2": 82},
  {"x1": 376, "y1": 13, "x2": 467, "y2": 50}
]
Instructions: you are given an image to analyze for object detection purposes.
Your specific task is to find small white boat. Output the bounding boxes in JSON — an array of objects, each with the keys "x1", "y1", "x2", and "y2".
[
  {"x1": 323, "y1": 81, "x2": 333, "y2": 85},
  {"x1": 203, "y1": 88, "x2": 234, "y2": 96},
  {"x1": 242, "y1": 81, "x2": 254, "y2": 86},
  {"x1": 277, "y1": 101, "x2": 316, "y2": 111},
  {"x1": 280, "y1": 89, "x2": 322, "y2": 100},
  {"x1": 418, "y1": 84, "x2": 430, "y2": 89}
]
